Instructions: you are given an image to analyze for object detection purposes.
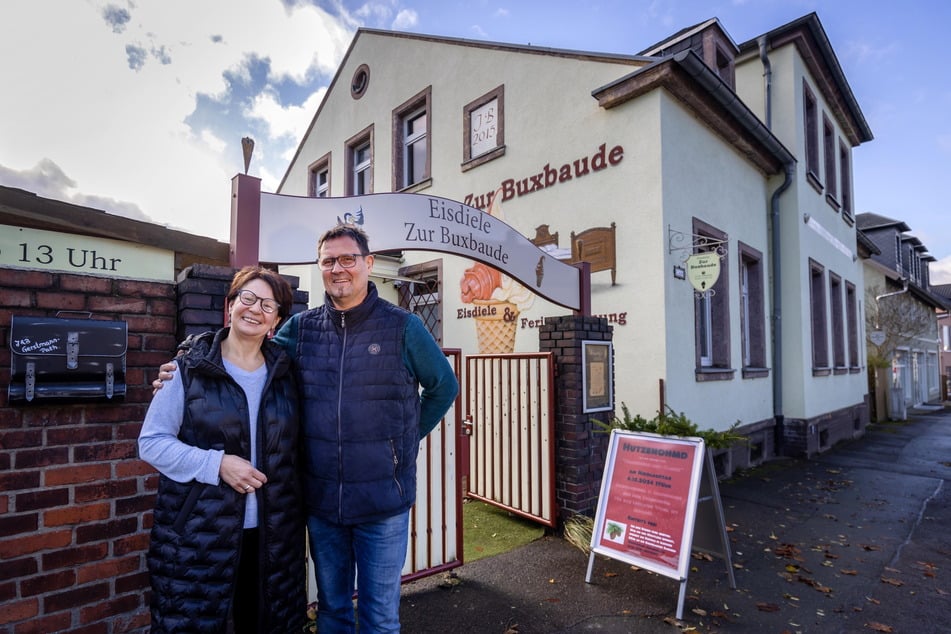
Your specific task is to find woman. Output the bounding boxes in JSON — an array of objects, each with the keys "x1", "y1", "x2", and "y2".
[{"x1": 139, "y1": 266, "x2": 304, "y2": 633}]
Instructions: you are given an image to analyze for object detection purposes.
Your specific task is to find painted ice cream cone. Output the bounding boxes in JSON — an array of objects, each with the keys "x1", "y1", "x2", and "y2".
[
  {"x1": 472, "y1": 299, "x2": 519, "y2": 354},
  {"x1": 458, "y1": 188, "x2": 534, "y2": 354}
]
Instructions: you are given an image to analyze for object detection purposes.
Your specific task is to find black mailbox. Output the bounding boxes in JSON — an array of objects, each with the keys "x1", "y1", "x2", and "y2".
[{"x1": 9, "y1": 313, "x2": 127, "y2": 402}]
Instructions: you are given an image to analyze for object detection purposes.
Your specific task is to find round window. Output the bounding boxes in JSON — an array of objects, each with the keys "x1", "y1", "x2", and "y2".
[{"x1": 351, "y1": 64, "x2": 370, "y2": 100}]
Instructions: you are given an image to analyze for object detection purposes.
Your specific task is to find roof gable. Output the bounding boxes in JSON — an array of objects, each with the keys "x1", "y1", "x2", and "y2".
[{"x1": 738, "y1": 12, "x2": 872, "y2": 145}]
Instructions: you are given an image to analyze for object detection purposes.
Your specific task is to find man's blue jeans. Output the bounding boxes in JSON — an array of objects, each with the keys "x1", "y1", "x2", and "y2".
[{"x1": 307, "y1": 511, "x2": 409, "y2": 633}]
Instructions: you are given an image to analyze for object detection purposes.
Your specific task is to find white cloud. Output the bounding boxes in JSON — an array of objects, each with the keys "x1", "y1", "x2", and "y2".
[
  {"x1": 842, "y1": 39, "x2": 899, "y2": 64},
  {"x1": 930, "y1": 256, "x2": 951, "y2": 285},
  {"x1": 392, "y1": 9, "x2": 418, "y2": 30},
  {"x1": 201, "y1": 129, "x2": 228, "y2": 155},
  {"x1": 247, "y1": 87, "x2": 326, "y2": 142},
  {"x1": 0, "y1": 0, "x2": 355, "y2": 241}
]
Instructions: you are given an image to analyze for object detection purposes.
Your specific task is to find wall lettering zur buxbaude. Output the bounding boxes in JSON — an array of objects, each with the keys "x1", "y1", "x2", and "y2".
[{"x1": 462, "y1": 143, "x2": 624, "y2": 210}]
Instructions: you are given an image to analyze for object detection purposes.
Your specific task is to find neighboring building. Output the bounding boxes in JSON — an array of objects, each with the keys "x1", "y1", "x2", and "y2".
[
  {"x1": 278, "y1": 12, "x2": 873, "y2": 465},
  {"x1": 929, "y1": 283, "x2": 951, "y2": 400},
  {"x1": 0, "y1": 185, "x2": 230, "y2": 276},
  {"x1": 857, "y1": 212, "x2": 945, "y2": 419}
]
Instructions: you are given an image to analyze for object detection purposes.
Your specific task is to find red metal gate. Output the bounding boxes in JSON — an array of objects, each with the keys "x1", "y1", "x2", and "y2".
[{"x1": 464, "y1": 353, "x2": 556, "y2": 527}]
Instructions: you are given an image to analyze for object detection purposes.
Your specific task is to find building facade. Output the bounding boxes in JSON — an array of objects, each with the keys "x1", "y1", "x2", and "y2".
[
  {"x1": 858, "y1": 212, "x2": 946, "y2": 418},
  {"x1": 279, "y1": 12, "x2": 873, "y2": 463},
  {"x1": 937, "y1": 284, "x2": 951, "y2": 400}
]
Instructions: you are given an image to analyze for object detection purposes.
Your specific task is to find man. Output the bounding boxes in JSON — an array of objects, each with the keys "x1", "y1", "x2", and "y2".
[{"x1": 158, "y1": 225, "x2": 458, "y2": 633}]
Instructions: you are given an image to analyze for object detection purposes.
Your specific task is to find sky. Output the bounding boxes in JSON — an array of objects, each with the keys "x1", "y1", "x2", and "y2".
[{"x1": 2, "y1": 0, "x2": 949, "y2": 283}]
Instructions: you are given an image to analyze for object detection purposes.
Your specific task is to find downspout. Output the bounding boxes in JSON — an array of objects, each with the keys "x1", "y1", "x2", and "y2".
[
  {"x1": 759, "y1": 36, "x2": 793, "y2": 454},
  {"x1": 770, "y1": 163, "x2": 794, "y2": 455},
  {"x1": 670, "y1": 48, "x2": 796, "y2": 452},
  {"x1": 758, "y1": 37, "x2": 772, "y2": 129}
]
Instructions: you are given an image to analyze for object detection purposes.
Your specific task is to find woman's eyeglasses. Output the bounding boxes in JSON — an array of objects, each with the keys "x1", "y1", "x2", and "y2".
[
  {"x1": 236, "y1": 289, "x2": 280, "y2": 314},
  {"x1": 318, "y1": 253, "x2": 365, "y2": 270}
]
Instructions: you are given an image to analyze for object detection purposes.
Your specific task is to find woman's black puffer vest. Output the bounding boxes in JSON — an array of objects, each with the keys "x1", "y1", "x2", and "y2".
[{"x1": 146, "y1": 329, "x2": 305, "y2": 633}]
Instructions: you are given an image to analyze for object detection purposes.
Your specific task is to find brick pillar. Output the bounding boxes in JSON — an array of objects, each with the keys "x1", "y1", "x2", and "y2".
[
  {"x1": 176, "y1": 264, "x2": 235, "y2": 339},
  {"x1": 539, "y1": 315, "x2": 613, "y2": 528},
  {"x1": 175, "y1": 264, "x2": 307, "y2": 340}
]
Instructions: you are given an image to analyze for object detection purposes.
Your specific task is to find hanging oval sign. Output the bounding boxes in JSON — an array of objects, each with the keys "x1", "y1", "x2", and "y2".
[{"x1": 686, "y1": 253, "x2": 721, "y2": 292}]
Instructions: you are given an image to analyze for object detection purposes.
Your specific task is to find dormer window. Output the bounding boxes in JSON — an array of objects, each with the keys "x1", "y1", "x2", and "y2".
[
  {"x1": 895, "y1": 235, "x2": 902, "y2": 274},
  {"x1": 715, "y1": 45, "x2": 735, "y2": 89}
]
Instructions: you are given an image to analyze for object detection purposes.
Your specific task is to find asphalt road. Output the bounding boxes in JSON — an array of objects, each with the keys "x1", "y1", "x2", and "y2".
[{"x1": 398, "y1": 408, "x2": 951, "y2": 633}]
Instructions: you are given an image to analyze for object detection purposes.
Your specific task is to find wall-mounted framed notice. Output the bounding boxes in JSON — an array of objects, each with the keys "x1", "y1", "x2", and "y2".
[{"x1": 581, "y1": 340, "x2": 612, "y2": 413}]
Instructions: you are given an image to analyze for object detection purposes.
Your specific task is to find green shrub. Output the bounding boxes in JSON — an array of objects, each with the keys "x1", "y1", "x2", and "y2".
[{"x1": 596, "y1": 402, "x2": 746, "y2": 450}]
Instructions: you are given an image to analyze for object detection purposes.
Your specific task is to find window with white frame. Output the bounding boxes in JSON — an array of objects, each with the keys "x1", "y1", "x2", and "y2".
[
  {"x1": 346, "y1": 126, "x2": 373, "y2": 196},
  {"x1": 809, "y1": 259, "x2": 829, "y2": 373},
  {"x1": 738, "y1": 242, "x2": 766, "y2": 375},
  {"x1": 392, "y1": 86, "x2": 431, "y2": 190},
  {"x1": 823, "y1": 115, "x2": 838, "y2": 208},
  {"x1": 839, "y1": 138, "x2": 853, "y2": 222},
  {"x1": 830, "y1": 272, "x2": 845, "y2": 370},
  {"x1": 693, "y1": 219, "x2": 731, "y2": 379},
  {"x1": 895, "y1": 234, "x2": 903, "y2": 274},
  {"x1": 928, "y1": 351, "x2": 939, "y2": 394},
  {"x1": 846, "y1": 281, "x2": 859, "y2": 369},
  {"x1": 308, "y1": 152, "x2": 331, "y2": 198},
  {"x1": 803, "y1": 81, "x2": 820, "y2": 187}
]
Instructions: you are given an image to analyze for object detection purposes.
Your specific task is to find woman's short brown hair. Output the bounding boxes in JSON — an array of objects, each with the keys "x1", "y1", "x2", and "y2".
[{"x1": 226, "y1": 265, "x2": 294, "y2": 323}]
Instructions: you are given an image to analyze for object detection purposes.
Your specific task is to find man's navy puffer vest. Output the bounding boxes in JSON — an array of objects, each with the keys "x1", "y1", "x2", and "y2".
[
  {"x1": 146, "y1": 329, "x2": 305, "y2": 634},
  {"x1": 297, "y1": 283, "x2": 420, "y2": 525}
]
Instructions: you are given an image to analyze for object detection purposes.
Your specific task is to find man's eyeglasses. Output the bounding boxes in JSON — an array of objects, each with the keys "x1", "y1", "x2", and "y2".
[
  {"x1": 318, "y1": 253, "x2": 365, "y2": 271},
  {"x1": 236, "y1": 289, "x2": 280, "y2": 314}
]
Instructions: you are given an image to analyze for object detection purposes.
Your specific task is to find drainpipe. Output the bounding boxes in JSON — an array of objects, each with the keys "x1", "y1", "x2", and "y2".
[
  {"x1": 670, "y1": 49, "x2": 796, "y2": 453},
  {"x1": 758, "y1": 37, "x2": 772, "y2": 129},
  {"x1": 875, "y1": 279, "x2": 909, "y2": 304},
  {"x1": 770, "y1": 162, "x2": 794, "y2": 455},
  {"x1": 759, "y1": 36, "x2": 793, "y2": 454}
]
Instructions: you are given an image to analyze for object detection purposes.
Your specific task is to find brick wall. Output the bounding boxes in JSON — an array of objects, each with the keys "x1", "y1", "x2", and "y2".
[
  {"x1": 0, "y1": 264, "x2": 306, "y2": 633},
  {"x1": 0, "y1": 268, "x2": 177, "y2": 633},
  {"x1": 539, "y1": 314, "x2": 613, "y2": 527}
]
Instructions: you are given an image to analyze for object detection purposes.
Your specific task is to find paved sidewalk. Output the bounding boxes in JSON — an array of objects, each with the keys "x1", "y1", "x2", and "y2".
[{"x1": 399, "y1": 408, "x2": 951, "y2": 633}]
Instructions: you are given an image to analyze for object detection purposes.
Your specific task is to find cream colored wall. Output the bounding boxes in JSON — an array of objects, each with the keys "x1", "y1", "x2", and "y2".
[
  {"x1": 280, "y1": 29, "x2": 870, "y2": 431},
  {"x1": 657, "y1": 93, "x2": 775, "y2": 431},
  {"x1": 739, "y1": 44, "x2": 868, "y2": 420},
  {"x1": 281, "y1": 32, "x2": 662, "y2": 411}
]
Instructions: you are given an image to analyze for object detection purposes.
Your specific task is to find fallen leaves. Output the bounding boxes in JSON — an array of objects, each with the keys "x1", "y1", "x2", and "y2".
[
  {"x1": 799, "y1": 577, "x2": 833, "y2": 594},
  {"x1": 773, "y1": 543, "x2": 802, "y2": 560},
  {"x1": 756, "y1": 602, "x2": 781, "y2": 612},
  {"x1": 864, "y1": 622, "x2": 894, "y2": 632},
  {"x1": 915, "y1": 561, "x2": 937, "y2": 578},
  {"x1": 880, "y1": 577, "x2": 904, "y2": 587}
]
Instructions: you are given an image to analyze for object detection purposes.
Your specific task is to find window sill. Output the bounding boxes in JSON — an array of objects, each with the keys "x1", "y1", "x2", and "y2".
[
  {"x1": 842, "y1": 211, "x2": 855, "y2": 227},
  {"x1": 695, "y1": 367, "x2": 736, "y2": 382},
  {"x1": 825, "y1": 193, "x2": 841, "y2": 212},
  {"x1": 741, "y1": 367, "x2": 770, "y2": 379},
  {"x1": 849, "y1": 366, "x2": 862, "y2": 374},
  {"x1": 812, "y1": 367, "x2": 832, "y2": 377},
  {"x1": 461, "y1": 145, "x2": 506, "y2": 172},
  {"x1": 833, "y1": 367, "x2": 849, "y2": 375},
  {"x1": 398, "y1": 178, "x2": 433, "y2": 194},
  {"x1": 806, "y1": 170, "x2": 823, "y2": 194}
]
